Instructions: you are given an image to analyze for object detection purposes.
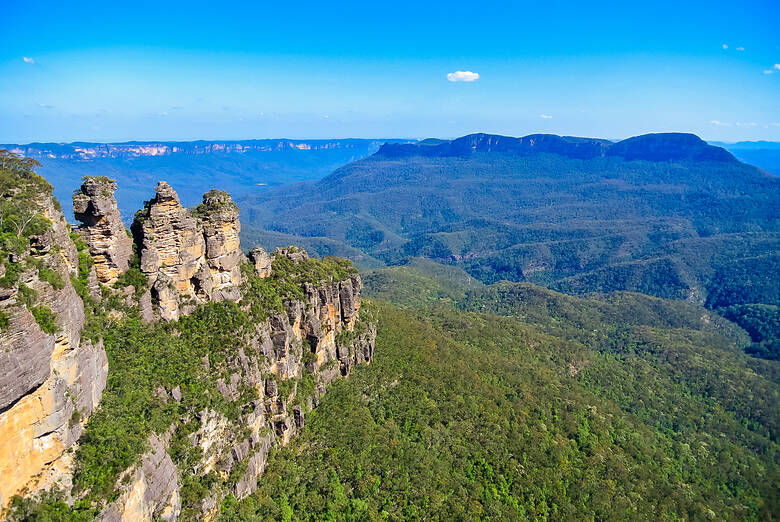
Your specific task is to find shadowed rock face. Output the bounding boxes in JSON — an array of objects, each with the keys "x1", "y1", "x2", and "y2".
[
  {"x1": 73, "y1": 177, "x2": 133, "y2": 285},
  {"x1": 97, "y1": 432, "x2": 181, "y2": 522},
  {"x1": 131, "y1": 183, "x2": 245, "y2": 321}
]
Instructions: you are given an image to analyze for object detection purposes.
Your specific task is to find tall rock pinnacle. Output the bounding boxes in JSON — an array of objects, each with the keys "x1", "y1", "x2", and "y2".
[{"x1": 73, "y1": 177, "x2": 133, "y2": 285}]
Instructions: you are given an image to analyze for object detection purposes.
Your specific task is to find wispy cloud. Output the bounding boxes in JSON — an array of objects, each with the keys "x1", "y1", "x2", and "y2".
[
  {"x1": 775, "y1": 64, "x2": 780, "y2": 70},
  {"x1": 37, "y1": 103, "x2": 54, "y2": 109},
  {"x1": 764, "y1": 69, "x2": 774, "y2": 74},
  {"x1": 22, "y1": 56, "x2": 35, "y2": 64},
  {"x1": 447, "y1": 70, "x2": 480, "y2": 82},
  {"x1": 763, "y1": 64, "x2": 780, "y2": 74},
  {"x1": 736, "y1": 46, "x2": 745, "y2": 51},
  {"x1": 710, "y1": 120, "x2": 731, "y2": 127},
  {"x1": 722, "y1": 44, "x2": 728, "y2": 50},
  {"x1": 735, "y1": 122, "x2": 757, "y2": 127},
  {"x1": 539, "y1": 114, "x2": 552, "y2": 119}
]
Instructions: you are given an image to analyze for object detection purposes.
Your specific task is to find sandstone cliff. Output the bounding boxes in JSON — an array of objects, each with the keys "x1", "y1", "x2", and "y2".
[
  {"x1": 99, "y1": 247, "x2": 375, "y2": 520},
  {"x1": 0, "y1": 170, "x2": 108, "y2": 511}
]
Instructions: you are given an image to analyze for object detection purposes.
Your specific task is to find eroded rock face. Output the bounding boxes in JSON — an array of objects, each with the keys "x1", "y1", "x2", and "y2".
[
  {"x1": 131, "y1": 183, "x2": 244, "y2": 321},
  {"x1": 0, "y1": 192, "x2": 108, "y2": 510},
  {"x1": 73, "y1": 177, "x2": 133, "y2": 285},
  {"x1": 2, "y1": 173, "x2": 376, "y2": 520},
  {"x1": 185, "y1": 250, "x2": 375, "y2": 509}
]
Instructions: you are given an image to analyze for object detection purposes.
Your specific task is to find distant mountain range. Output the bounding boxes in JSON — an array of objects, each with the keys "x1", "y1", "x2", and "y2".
[
  {"x1": 0, "y1": 138, "x2": 411, "y2": 221},
  {"x1": 1, "y1": 136, "x2": 776, "y2": 223},
  {"x1": 2, "y1": 139, "x2": 405, "y2": 160},
  {"x1": 378, "y1": 132, "x2": 737, "y2": 162},
  {"x1": 709, "y1": 141, "x2": 780, "y2": 177}
]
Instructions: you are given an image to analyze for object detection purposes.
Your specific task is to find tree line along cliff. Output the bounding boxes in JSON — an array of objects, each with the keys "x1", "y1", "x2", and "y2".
[{"x1": 0, "y1": 150, "x2": 376, "y2": 520}]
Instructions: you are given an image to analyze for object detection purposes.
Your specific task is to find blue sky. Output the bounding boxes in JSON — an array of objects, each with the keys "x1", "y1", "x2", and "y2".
[{"x1": 1, "y1": 0, "x2": 779, "y2": 143}]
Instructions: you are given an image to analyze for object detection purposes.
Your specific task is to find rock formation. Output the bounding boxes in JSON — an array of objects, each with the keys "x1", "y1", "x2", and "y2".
[
  {"x1": 197, "y1": 189, "x2": 244, "y2": 302},
  {"x1": 0, "y1": 187, "x2": 108, "y2": 510},
  {"x1": 131, "y1": 183, "x2": 245, "y2": 321},
  {"x1": 73, "y1": 177, "x2": 133, "y2": 285}
]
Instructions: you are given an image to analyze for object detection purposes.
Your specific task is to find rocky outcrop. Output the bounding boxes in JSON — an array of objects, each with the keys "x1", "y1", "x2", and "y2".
[
  {"x1": 198, "y1": 190, "x2": 243, "y2": 303},
  {"x1": 131, "y1": 183, "x2": 244, "y2": 321},
  {"x1": 73, "y1": 177, "x2": 133, "y2": 285},
  {"x1": 0, "y1": 190, "x2": 108, "y2": 510}
]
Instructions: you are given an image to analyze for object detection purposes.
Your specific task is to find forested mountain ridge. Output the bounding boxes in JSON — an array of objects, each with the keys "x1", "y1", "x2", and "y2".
[
  {"x1": 374, "y1": 132, "x2": 736, "y2": 163},
  {"x1": 217, "y1": 260, "x2": 779, "y2": 520},
  {"x1": 239, "y1": 132, "x2": 780, "y2": 358}
]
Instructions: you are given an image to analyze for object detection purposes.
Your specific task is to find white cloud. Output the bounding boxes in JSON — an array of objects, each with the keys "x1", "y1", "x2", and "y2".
[
  {"x1": 775, "y1": 64, "x2": 780, "y2": 70},
  {"x1": 22, "y1": 56, "x2": 35, "y2": 64},
  {"x1": 764, "y1": 69, "x2": 774, "y2": 74},
  {"x1": 37, "y1": 103, "x2": 54, "y2": 109},
  {"x1": 736, "y1": 46, "x2": 745, "y2": 51},
  {"x1": 710, "y1": 120, "x2": 731, "y2": 127},
  {"x1": 447, "y1": 70, "x2": 480, "y2": 82},
  {"x1": 722, "y1": 44, "x2": 728, "y2": 50},
  {"x1": 539, "y1": 114, "x2": 552, "y2": 119},
  {"x1": 736, "y1": 122, "x2": 757, "y2": 127}
]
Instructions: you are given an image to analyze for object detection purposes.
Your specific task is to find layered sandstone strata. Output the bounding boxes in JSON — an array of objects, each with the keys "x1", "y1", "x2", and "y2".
[
  {"x1": 0, "y1": 191, "x2": 108, "y2": 510},
  {"x1": 100, "y1": 248, "x2": 375, "y2": 520}
]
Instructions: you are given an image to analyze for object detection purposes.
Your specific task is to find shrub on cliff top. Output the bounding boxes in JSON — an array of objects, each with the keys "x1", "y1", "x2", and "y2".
[{"x1": 0, "y1": 150, "x2": 53, "y2": 254}]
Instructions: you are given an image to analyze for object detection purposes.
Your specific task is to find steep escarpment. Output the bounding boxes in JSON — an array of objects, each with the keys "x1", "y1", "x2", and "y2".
[
  {"x1": 1, "y1": 152, "x2": 376, "y2": 521},
  {"x1": 0, "y1": 153, "x2": 107, "y2": 510}
]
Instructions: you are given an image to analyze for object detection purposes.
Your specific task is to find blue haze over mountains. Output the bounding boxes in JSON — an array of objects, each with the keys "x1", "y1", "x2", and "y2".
[
  {"x1": 1, "y1": 138, "x2": 411, "y2": 222},
  {"x1": 3, "y1": 135, "x2": 778, "y2": 226}
]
